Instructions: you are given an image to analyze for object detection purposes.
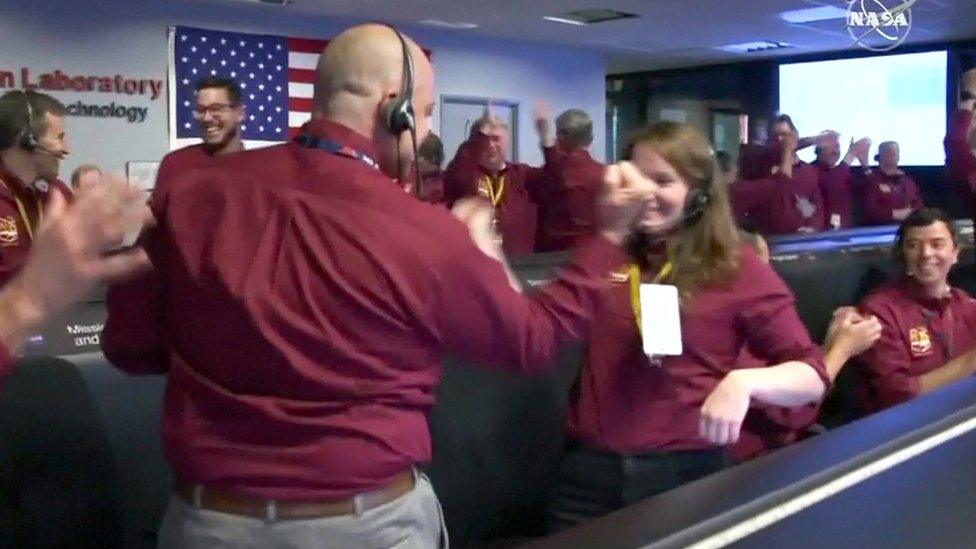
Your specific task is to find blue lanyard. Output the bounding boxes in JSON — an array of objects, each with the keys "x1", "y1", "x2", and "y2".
[{"x1": 294, "y1": 134, "x2": 380, "y2": 171}]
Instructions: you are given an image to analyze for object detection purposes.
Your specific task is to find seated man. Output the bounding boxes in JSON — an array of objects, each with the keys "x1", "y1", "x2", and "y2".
[
  {"x1": 858, "y1": 208, "x2": 976, "y2": 413},
  {"x1": 861, "y1": 141, "x2": 923, "y2": 226}
]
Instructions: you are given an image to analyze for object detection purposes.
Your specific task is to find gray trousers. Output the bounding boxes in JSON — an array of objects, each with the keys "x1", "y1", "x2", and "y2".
[{"x1": 157, "y1": 473, "x2": 448, "y2": 549}]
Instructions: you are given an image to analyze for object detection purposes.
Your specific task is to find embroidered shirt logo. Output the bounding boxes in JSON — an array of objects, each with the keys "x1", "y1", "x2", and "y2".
[
  {"x1": 909, "y1": 326, "x2": 932, "y2": 356},
  {"x1": 0, "y1": 216, "x2": 18, "y2": 246}
]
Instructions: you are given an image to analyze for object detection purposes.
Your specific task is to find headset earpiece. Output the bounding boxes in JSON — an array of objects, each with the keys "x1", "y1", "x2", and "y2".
[
  {"x1": 19, "y1": 93, "x2": 38, "y2": 152},
  {"x1": 384, "y1": 27, "x2": 415, "y2": 136}
]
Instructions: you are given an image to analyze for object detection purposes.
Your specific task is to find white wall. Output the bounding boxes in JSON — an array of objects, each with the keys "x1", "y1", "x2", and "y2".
[{"x1": 0, "y1": 0, "x2": 607, "y2": 180}]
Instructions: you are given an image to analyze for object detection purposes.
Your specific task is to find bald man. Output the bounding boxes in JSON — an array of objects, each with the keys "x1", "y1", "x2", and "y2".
[{"x1": 102, "y1": 24, "x2": 646, "y2": 548}]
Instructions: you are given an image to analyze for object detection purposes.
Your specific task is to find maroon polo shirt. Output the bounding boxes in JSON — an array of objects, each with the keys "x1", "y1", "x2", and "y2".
[
  {"x1": 102, "y1": 118, "x2": 626, "y2": 501},
  {"x1": 443, "y1": 134, "x2": 547, "y2": 257},
  {"x1": 815, "y1": 163, "x2": 855, "y2": 229},
  {"x1": 861, "y1": 170, "x2": 923, "y2": 226},
  {"x1": 0, "y1": 163, "x2": 72, "y2": 287},
  {"x1": 566, "y1": 245, "x2": 828, "y2": 453},
  {"x1": 858, "y1": 276, "x2": 976, "y2": 413},
  {"x1": 533, "y1": 147, "x2": 604, "y2": 253},
  {"x1": 944, "y1": 109, "x2": 976, "y2": 217}
]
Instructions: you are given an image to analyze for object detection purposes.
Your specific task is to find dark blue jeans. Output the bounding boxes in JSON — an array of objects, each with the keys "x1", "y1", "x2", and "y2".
[{"x1": 548, "y1": 441, "x2": 727, "y2": 532}]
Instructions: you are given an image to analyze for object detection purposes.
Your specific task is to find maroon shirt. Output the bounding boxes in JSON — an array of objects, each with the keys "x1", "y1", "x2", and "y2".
[
  {"x1": 861, "y1": 170, "x2": 923, "y2": 226},
  {"x1": 533, "y1": 147, "x2": 604, "y2": 253},
  {"x1": 102, "y1": 118, "x2": 626, "y2": 501},
  {"x1": 944, "y1": 109, "x2": 976, "y2": 216},
  {"x1": 156, "y1": 144, "x2": 218, "y2": 186},
  {"x1": 858, "y1": 276, "x2": 976, "y2": 413},
  {"x1": 566, "y1": 245, "x2": 828, "y2": 453},
  {"x1": 815, "y1": 163, "x2": 855, "y2": 229},
  {"x1": 443, "y1": 134, "x2": 547, "y2": 256},
  {"x1": 731, "y1": 166, "x2": 824, "y2": 235},
  {"x1": 0, "y1": 163, "x2": 72, "y2": 287}
]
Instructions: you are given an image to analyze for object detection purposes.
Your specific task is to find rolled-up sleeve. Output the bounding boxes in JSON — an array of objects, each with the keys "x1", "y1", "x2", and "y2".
[{"x1": 739, "y1": 265, "x2": 830, "y2": 391}]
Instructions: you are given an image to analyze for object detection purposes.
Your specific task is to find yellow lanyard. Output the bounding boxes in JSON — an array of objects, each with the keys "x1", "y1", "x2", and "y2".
[
  {"x1": 629, "y1": 261, "x2": 673, "y2": 334},
  {"x1": 479, "y1": 174, "x2": 506, "y2": 207},
  {"x1": 0, "y1": 178, "x2": 41, "y2": 241}
]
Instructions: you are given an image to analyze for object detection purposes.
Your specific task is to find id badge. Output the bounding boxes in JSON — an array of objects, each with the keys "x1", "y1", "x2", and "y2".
[{"x1": 640, "y1": 284, "x2": 683, "y2": 357}]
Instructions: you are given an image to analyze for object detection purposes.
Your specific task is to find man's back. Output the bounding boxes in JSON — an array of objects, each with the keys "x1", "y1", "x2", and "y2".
[{"x1": 104, "y1": 119, "x2": 627, "y2": 501}]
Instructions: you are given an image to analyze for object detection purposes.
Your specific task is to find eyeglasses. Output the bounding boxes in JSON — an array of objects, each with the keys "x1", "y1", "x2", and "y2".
[{"x1": 192, "y1": 103, "x2": 237, "y2": 119}]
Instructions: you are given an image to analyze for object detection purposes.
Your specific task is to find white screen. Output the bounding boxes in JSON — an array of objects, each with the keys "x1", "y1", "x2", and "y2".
[{"x1": 778, "y1": 50, "x2": 947, "y2": 166}]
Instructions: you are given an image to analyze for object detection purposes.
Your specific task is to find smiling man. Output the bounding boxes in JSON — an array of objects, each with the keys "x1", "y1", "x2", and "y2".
[
  {"x1": 155, "y1": 76, "x2": 246, "y2": 186},
  {"x1": 858, "y1": 208, "x2": 976, "y2": 413}
]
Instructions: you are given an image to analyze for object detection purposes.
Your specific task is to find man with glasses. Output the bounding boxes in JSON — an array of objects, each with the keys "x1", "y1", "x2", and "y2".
[{"x1": 156, "y1": 77, "x2": 246, "y2": 185}]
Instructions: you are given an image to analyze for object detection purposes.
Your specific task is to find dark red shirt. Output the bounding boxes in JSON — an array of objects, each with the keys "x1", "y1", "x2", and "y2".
[
  {"x1": 566, "y1": 245, "x2": 828, "y2": 453},
  {"x1": 155, "y1": 144, "x2": 219, "y2": 186},
  {"x1": 861, "y1": 170, "x2": 923, "y2": 225},
  {"x1": 443, "y1": 134, "x2": 547, "y2": 256},
  {"x1": 533, "y1": 147, "x2": 604, "y2": 253},
  {"x1": 858, "y1": 276, "x2": 976, "y2": 413},
  {"x1": 102, "y1": 119, "x2": 626, "y2": 501},
  {"x1": 815, "y1": 163, "x2": 855, "y2": 229},
  {"x1": 0, "y1": 163, "x2": 72, "y2": 287},
  {"x1": 731, "y1": 165, "x2": 824, "y2": 235}
]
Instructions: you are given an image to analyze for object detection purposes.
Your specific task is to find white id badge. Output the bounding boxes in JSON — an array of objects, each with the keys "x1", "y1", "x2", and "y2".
[
  {"x1": 640, "y1": 284, "x2": 683, "y2": 357},
  {"x1": 830, "y1": 214, "x2": 841, "y2": 229}
]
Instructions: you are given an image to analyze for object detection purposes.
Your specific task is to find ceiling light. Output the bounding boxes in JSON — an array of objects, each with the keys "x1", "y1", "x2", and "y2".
[
  {"x1": 543, "y1": 8, "x2": 639, "y2": 26},
  {"x1": 779, "y1": 5, "x2": 848, "y2": 24},
  {"x1": 716, "y1": 40, "x2": 795, "y2": 54},
  {"x1": 418, "y1": 19, "x2": 479, "y2": 29}
]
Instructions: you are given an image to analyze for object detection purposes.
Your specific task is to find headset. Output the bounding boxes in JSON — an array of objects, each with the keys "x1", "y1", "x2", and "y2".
[
  {"x1": 19, "y1": 92, "x2": 39, "y2": 153},
  {"x1": 382, "y1": 25, "x2": 422, "y2": 197},
  {"x1": 16, "y1": 91, "x2": 63, "y2": 160}
]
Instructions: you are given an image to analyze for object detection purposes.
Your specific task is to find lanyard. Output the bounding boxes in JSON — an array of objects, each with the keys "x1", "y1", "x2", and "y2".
[
  {"x1": 628, "y1": 260, "x2": 674, "y2": 334},
  {"x1": 0, "y1": 177, "x2": 41, "y2": 241},
  {"x1": 294, "y1": 135, "x2": 381, "y2": 172},
  {"x1": 479, "y1": 174, "x2": 506, "y2": 207}
]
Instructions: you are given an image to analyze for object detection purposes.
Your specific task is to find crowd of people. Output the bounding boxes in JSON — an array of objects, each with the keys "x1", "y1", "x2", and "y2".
[{"x1": 0, "y1": 21, "x2": 975, "y2": 548}]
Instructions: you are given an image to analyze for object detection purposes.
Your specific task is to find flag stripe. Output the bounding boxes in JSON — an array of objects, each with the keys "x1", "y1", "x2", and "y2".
[
  {"x1": 287, "y1": 37, "x2": 329, "y2": 54},
  {"x1": 288, "y1": 82, "x2": 314, "y2": 100},
  {"x1": 288, "y1": 68, "x2": 317, "y2": 84},
  {"x1": 289, "y1": 97, "x2": 314, "y2": 113},
  {"x1": 288, "y1": 51, "x2": 319, "y2": 71},
  {"x1": 289, "y1": 111, "x2": 312, "y2": 128}
]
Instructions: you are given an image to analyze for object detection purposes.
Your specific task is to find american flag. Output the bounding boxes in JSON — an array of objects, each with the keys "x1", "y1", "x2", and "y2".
[{"x1": 168, "y1": 26, "x2": 327, "y2": 149}]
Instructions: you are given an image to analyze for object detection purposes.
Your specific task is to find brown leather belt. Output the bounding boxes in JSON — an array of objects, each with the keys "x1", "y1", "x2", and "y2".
[{"x1": 175, "y1": 470, "x2": 415, "y2": 521}]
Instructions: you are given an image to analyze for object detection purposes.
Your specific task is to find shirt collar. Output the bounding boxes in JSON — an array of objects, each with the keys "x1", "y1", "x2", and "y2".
[
  {"x1": 296, "y1": 118, "x2": 382, "y2": 165},
  {"x1": 897, "y1": 275, "x2": 956, "y2": 311}
]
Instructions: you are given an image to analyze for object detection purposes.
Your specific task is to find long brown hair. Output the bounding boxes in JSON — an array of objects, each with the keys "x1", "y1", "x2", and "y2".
[{"x1": 626, "y1": 121, "x2": 741, "y2": 301}]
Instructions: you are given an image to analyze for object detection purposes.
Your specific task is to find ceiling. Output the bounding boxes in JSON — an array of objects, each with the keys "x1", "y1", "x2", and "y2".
[{"x1": 232, "y1": 0, "x2": 976, "y2": 73}]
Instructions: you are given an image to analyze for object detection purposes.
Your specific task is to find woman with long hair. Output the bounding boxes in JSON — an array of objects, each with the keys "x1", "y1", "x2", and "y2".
[{"x1": 548, "y1": 121, "x2": 830, "y2": 529}]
